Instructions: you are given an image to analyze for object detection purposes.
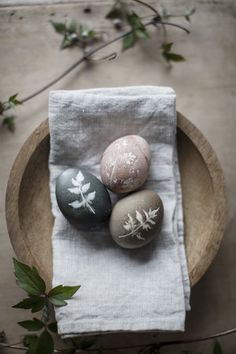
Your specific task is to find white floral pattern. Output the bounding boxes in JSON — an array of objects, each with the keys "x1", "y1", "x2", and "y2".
[
  {"x1": 118, "y1": 208, "x2": 160, "y2": 240},
  {"x1": 124, "y1": 152, "x2": 136, "y2": 165},
  {"x1": 68, "y1": 171, "x2": 96, "y2": 214}
]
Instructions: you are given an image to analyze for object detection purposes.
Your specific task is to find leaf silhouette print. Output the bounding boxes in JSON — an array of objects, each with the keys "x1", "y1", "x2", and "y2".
[
  {"x1": 68, "y1": 171, "x2": 96, "y2": 214},
  {"x1": 118, "y1": 208, "x2": 160, "y2": 240}
]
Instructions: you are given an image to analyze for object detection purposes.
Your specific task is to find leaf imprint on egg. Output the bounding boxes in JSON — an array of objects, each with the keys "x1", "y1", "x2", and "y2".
[
  {"x1": 118, "y1": 208, "x2": 159, "y2": 240},
  {"x1": 68, "y1": 171, "x2": 96, "y2": 214}
]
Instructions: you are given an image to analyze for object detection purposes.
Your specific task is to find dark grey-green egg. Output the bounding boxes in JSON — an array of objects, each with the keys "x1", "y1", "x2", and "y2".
[
  {"x1": 56, "y1": 168, "x2": 112, "y2": 226},
  {"x1": 109, "y1": 190, "x2": 164, "y2": 249}
]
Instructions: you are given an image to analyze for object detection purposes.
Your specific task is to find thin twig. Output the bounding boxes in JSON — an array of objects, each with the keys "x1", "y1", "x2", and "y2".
[
  {"x1": 156, "y1": 21, "x2": 190, "y2": 34},
  {"x1": 131, "y1": 0, "x2": 160, "y2": 17}
]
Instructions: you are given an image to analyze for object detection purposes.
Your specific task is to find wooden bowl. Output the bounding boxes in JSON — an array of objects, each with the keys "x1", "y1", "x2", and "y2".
[{"x1": 5, "y1": 113, "x2": 227, "y2": 288}]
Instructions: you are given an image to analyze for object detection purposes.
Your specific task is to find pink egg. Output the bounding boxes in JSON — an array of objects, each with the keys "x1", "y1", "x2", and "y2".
[{"x1": 100, "y1": 135, "x2": 151, "y2": 193}]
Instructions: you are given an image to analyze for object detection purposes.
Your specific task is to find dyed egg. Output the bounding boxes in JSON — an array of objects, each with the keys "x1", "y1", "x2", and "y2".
[
  {"x1": 109, "y1": 190, "x2": 164, "y2": 249},
  {"x1": 100, "y1": 135, "x2": 151, "y2": 193},
  {"x1": 56, "y1": 168, "x2": 112, "y2": 226}
]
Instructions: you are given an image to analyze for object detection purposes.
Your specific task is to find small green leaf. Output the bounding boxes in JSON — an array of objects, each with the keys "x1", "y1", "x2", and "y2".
[
  {"x1": 135, "y1": 29, "x2": 149, "y2": 39},
  {"x1": 24, "y1": 335, "x2": 39, "y2": 354},
  {"x1": 13, "y1": 258, "x2": 46, "y2": 296},
  {"x1": 50, "y1": 20, "x2": 67, "y2": 34},
  {"x1": 124, "y1": 11, "x2": 149, "y2": 48},
  {"x1": 61, "y1": 37, "x2": 71, "y2": 50},
  {"x1": 48, "y1": 322, "x2": 58, "y2": 333},
  {"x1": 2, "y1": 115, "x2": 16, "y2": 132},
  {"x1": 163, "y1": 52, "x2": 185, "y2": 62},
  {"x1": 18, "y1": 318, "x2": 44, "y2": 331},
  {"x1": 106, "y1": 7, "x2": 123, "y2": 20},
  {"x1": 123, "y1": 32, "x2": 136, "y2": 50},
  {"x1": 36, "y1": 330, "x2": 54, "y2": 354},
  {"x1": 48, "y1": 296, "x2": 67, "y2": 306},
  {"x1": 162, "y1": 42, "x2": 173, "y2": 53},
  {"x1": 8, "y1": 93, "x2": 22, "y2": 107},
  {"x1": 13, "y1": 295, "x2": 45, "y2": 313},
  {"x1": 126, "y1": 12, "x2": 140, "y2": 28},
  {"x1": 48, "y1": 285, "x2": 80, "y2": 307},
  {"x1": 48, "y1": 284, "x2": 80, "y2": 298},
  {"x1": 213, "y1": 339, "x2": 223, "y2": 354},
  {"x1": 105, "y1": 0, "x2": 127, "y2": 22},
  {"x1": 68, "y1": 20, "x2": 77, "y2": 34}
]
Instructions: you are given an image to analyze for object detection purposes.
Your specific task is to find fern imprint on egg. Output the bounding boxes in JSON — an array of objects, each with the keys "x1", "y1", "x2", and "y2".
[
  {"x1": 118, "y1": 208, "x2": 160, "y2": 240},
  {"x1": 68, "y1": 171, "x2": 96, "y2": 214}
]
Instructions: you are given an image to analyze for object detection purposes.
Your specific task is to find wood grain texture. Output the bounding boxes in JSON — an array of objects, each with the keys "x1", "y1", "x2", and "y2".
[{"x1": 5, "y1": 112, "x2": 227, "y2": 289}]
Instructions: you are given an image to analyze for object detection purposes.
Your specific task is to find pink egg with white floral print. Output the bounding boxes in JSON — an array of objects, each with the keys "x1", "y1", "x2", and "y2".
[{"x1": 100, "y1": 135, "x2": 151, "y2": 193}]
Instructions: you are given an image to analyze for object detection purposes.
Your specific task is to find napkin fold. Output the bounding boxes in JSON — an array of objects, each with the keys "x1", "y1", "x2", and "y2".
[{"x1": 48, "y1": 86, "x2": 190, "y2": 337}]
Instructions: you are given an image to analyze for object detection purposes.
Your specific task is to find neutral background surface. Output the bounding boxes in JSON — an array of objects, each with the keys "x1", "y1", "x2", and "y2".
[{"x1": 0, "y1": 0, "x2": 236, "y2": 353}]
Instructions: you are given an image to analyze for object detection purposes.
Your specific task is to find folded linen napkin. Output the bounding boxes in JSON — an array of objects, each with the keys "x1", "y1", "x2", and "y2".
[{"x1": 48, "y1": 86, "x2": 190, "y2": 337}]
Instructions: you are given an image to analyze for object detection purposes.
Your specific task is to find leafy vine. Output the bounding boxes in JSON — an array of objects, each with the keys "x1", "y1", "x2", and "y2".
[{"x1": 0, "y1": 1, "x2": 195, "y2": 132}]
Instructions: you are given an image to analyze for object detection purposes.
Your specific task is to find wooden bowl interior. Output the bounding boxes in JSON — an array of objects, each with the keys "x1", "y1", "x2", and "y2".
[
  {"x1": 19, "y1": 136, "x2": 53, "y2": 284},
  {"x1": 177, "y1": 129, "x2": 215, "y2": 282}
]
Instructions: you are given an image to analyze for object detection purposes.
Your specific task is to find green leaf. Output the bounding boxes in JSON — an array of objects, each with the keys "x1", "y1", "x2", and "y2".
[
  {"x1": 123, "y1": 32, "x2": 136, "y2": 50},
  {"x1": 48, "y1": 322, "x2": 58, "y2": 333},
  {"x1": 105, "y1": 0, "x2": 127, "y2": 21},
  {"x1": 68, "y1": 20, "x2": 77, "y2": 34},
  {"x1": 50, "y1": 20, "x2": 67, "y2": 34},
  {"x1": 13, "y1": 258, "x2": 46, "y2": 296},
  {"x1": 162, "y1": 42, "x2": 173, "y2": 53},
  {"x1": 48, "y1": 296, "x2": 67, "y2": 306},
  {"x1": 213, "y1": 339, "x2": 223, "y2": 354},
  {"x1": 126, "y1": 12, "x2": 140, "y2": 28},
  {"x1": 163, "y1": 52, "x2": 185, "y2": 62},
  {"x1": 106, "y1": 7, "x2": 123, "y2": 20},
  {"x1": 8, "y1": 93, "x2": 22, "y2": 107},
  {"x1": 135, "y1": 29, "x2": 149, "y2": 39},
  {"x1": 36, "y1": 330, "x2": 54, "y2": 354},
  {"x1": 48, "y1": 285, "x2": 80, "y2": 307},
  {"x1": 24, "y1": 335, "x2": 39, "y2": 354},
  {"x1": 124, "y1": 11, "x2": 149, "y2": 47},
  {"x1": 18, "y1": 318, "x2": 44, "y2": 331},
  {"x1": 13, "y1": 295, "x2": 45, "y2": 313},
  {"x1": 2, "y1": 115, "x2": 15, "y2": 132}
]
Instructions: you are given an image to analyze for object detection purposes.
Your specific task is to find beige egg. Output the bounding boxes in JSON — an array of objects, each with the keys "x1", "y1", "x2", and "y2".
[
  {"x1": 109, "y1": 190, "x2": 164, "y2": 249},
  {"x1": 100, "y1": 135, "x2": 151, "y2": 193}
]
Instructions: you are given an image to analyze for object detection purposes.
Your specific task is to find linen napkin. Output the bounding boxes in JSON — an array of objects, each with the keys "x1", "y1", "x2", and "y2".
[{"x1": 48, "y1": 86, "x2": 190, "y2": 337}]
